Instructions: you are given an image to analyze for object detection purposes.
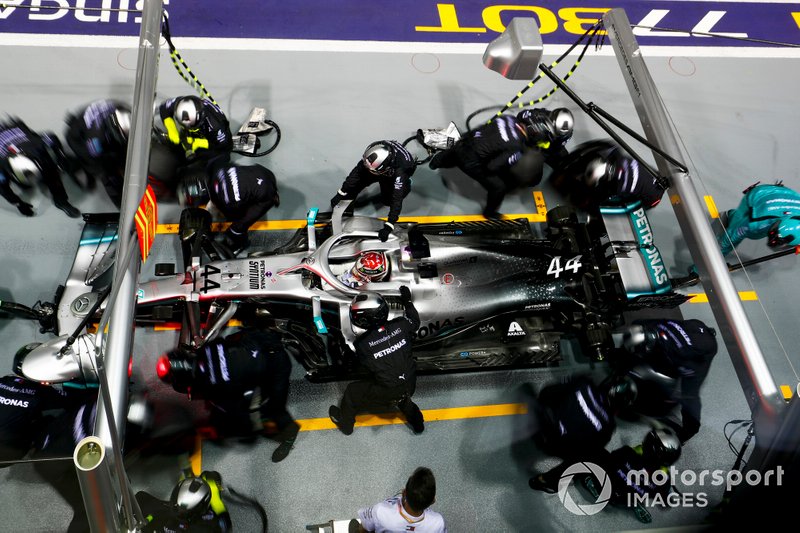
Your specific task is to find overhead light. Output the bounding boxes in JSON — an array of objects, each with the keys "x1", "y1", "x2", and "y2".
[{"x1": 482, "y1": 18, "x2": 544, "y2": 80}]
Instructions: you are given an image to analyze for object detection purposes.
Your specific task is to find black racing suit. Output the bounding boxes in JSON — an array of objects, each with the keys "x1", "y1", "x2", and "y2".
[
  {"x1": 208, "y1": 163, "x2": 279, "y2": 246},
  {"x1": 0, "y1": 375, "x2": 97, "y2": 533},
  {"x1": 0, "y1": 375, "x2": 69, "y2": 461},
  {"x1": 0, "y1": 119, "x2": 75, "y2": 213},
  {"x1": 431, "y1": 115, "x2": 530, "y2": 215},
  {"x1": 188, "y1": 329, "x2": 295, "y2": 438},
  {"x1": 533, "y1": 374, "x2": 616, "y2": 459},
  {"x1": 628, "y1": 319, "x2": 718, "y2": 443},
  {"x1": 336, "y1": 140, "x2": 415, "y2": 225},
  {"x1": 540, "y1": 442, "x2": 671, "y2": 518},
  {"x1": 158, "y1": 97, "x2": 233, "y2": 175},
  {"x1": 338, "y1": 297, "x2": 423, "y2": 428},
  {"x1": 65, "y1": 99, "x2": 130, "y2": 206},
  {"x1": 601, "y1": 151, "x2": 664, "y2": 209}
]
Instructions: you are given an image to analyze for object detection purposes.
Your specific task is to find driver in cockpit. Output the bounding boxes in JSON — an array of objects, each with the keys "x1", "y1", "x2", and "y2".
[{"x1": 339, "y1": 251, "x2": 390, "y2": 288}]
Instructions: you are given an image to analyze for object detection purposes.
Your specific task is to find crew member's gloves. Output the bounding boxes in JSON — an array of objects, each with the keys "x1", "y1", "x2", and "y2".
[
  {"x1": 378, "y1": 222, "x2": 393, "y2": 242},
  {"x1": 399, "y1": 285, "x2": 412, "y2": 303},
  {"x1": 16, "y1": 201, "x2": 34, "y2": 217},
  {"x1": 330, "y1": 191, "x2": 345, "y2": 208}
]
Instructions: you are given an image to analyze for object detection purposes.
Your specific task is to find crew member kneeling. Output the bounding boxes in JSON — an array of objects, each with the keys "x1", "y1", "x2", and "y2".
[
  {"x1": 157, "y1": 328, "x2": 299, "y2": 463},
  {"x1": 329, "y1": 287, "x2": 424, "y2": 435}
]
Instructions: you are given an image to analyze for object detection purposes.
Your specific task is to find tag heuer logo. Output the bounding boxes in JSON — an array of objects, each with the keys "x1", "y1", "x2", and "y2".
[{"x1": 507, "y1": 321, "x2": 526, "y2": 336}]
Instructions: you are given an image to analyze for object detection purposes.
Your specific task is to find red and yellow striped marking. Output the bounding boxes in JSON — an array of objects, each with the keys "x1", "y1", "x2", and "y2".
[{"x1": 135, "y1": 185, "x2": 158, "y2": 261}]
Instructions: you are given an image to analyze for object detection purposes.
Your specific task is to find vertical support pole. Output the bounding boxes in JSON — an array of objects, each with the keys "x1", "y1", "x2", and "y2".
[
  {"x1": 74, "y1": 437, "x2": 122, "y2": 532},
  {"x1": 602, "y1": 9, "x2": 785, "y2": 464},
  {"x1": 79, "y1": 0, "x2": 163, "y2": 531}
]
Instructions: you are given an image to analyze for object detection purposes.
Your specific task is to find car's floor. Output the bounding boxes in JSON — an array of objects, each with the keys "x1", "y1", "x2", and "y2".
[{"x1": 0, "y1": 38, "x2": 798, "y2": 532}]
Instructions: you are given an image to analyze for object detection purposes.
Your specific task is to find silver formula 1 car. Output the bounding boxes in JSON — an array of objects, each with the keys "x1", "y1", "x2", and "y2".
[{"x1": 14, "y1": 200, "x2": 687, "y2": 384}]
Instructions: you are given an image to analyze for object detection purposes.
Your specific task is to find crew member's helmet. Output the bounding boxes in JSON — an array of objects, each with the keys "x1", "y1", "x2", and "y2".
[
  {"x1": 8, "y1": 154, "x2": 40, "y2": 188},
  {"x1": 170, "y1": 477, "x2": 212, "y2": 521},
  {"x1": 549, "y1": 108, "x2": 575, "y2": 141},
  {"x1": 518, "y1": 108, "x2": 574, "y2": 144},
  {"x1": 642, "y1": 426, "x2": 682, "y2": 466},
  {"x1": 174, "y1": 96, "x2": 204, "y2": 130},
  {"x1": 605, "y1": 374, "x2": 638, "y2": 411},
  {"x1": 768, "y1": 217, "x2": 800, "y2": 248},
  {"x1": 108, "y1": 107, "x2": 131, "y2": 145},
  {"x1": 350, "y1": 292, "x2": 389, "y2": 330},
  {"x1": 352, "y1": 251, "x2": 389, "y2": 284},
  {"x1": 156, "y1": 349, "x2": 195, "y2": 394},
  {"x1": 177, "y1": 174, "x2": 210, "y2": 208},
  {"x1": 362, "y1": 141, "x2": 395, "y2": 175},
  {"x1": 583, "y1": 156, "x2": 611, "y2": 188}
]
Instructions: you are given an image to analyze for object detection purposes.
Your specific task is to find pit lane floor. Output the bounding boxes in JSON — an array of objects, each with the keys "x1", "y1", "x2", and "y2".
[{"x1": 0, "y1": 40, "x2": 798, "y2": 532}]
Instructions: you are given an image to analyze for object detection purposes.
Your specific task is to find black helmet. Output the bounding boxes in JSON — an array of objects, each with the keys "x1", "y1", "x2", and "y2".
[
  {"x1": 605, "y1": 374, "x2": 638, "y2": 411},
  {"x1": 517, "y1": 107, "x2": 574, "y2": 145},
  {"x1": 156, "y1": 349, "x2": 195, "y2": 394},
  {"x1": 174, "y1": 96, "x2": 204, "y2": 130},
  {"x1": 170, "y1": 477, "x2": 212, "y2": 521},
  {"x1": 350, "y1": 292, "x2": 389, "y2": 329},
  {"x1": 177, "y1": 173, "x2": 210, "y2": 208},
  {"x1": 642, "y1": 426, "x2": 682, "y2": 466},
  {"x1": 362, "y1": 141, "x2": 395, "y2": 175}
]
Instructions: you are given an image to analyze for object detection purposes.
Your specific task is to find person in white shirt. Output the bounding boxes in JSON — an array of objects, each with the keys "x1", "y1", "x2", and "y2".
[{"x1": 350, "y1": 467, "x2": 447, "y2": 533}]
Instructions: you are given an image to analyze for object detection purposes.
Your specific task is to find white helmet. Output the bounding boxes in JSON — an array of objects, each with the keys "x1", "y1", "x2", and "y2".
[
  {"x1": 174, "y1": 96, "x2": 203, "y2": 129},
  {"x1": 362, "y1": 141, "x2": 394, "y2": 175},
  {"x1": 8, "y1": 154, "x2": 40, "y2": 188},
  {"x1": 550, "y1": 108, "x2": 575, "y2": 141}
]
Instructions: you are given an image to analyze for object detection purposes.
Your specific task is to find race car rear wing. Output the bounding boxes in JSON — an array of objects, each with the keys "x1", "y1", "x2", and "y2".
[{"x1": 599, "y1": 202, "x2": 672, "y2": 299}]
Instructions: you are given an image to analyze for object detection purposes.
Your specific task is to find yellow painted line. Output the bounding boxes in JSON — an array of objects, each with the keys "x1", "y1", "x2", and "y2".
[
  {"x1": 687, "y1": 291, "x2": 758, "y2": 303},
  {"x1": 190, "y1": 433, "x2": 203, "y2": 475},
  {"x1": 297, "y1": 402, "x2": 527, "y2": 432},
  {"x1": 153, "y1": 319, "x2": 243, "y2": 331},
  {"x1": 155, "y1": 206, "x2": 550, "y2": 235},
  {"x1": 704, "y1": 195, "x2": 720, "y2": 219},
  {"x1": 191, "y1": 403, "x2": 527, "y2": 460},
  {"x1": 780, "y1": 385, "x2": 794, "y2": 400}
]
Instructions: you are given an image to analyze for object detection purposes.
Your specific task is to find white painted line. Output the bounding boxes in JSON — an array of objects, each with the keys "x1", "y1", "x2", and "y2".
[{"x1": 1, "y1": 33, "x2": 799, "y2": 58}]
